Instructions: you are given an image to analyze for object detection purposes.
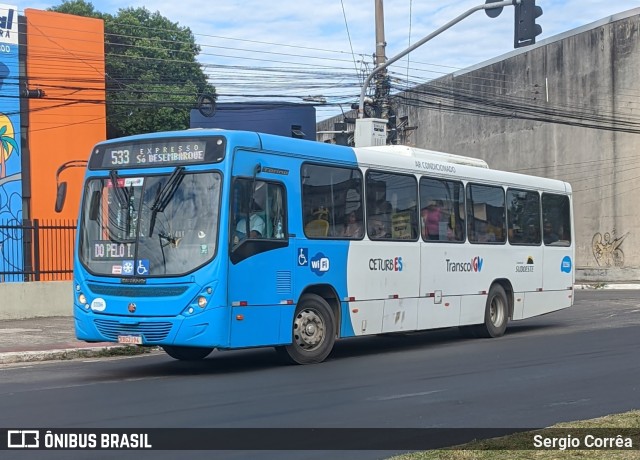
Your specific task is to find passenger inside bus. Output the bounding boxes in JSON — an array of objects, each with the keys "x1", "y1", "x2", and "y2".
[
  {"x1": 543, "y1": 220, "x2": 560, "y2": 244},
  {"x1": 368, "y1": 216, "x2": 391, "y2": 238},
  {"x1": 421, "y1": 201, "x2": 442, "y2": 240},
  {"x1": 342, "y1": 210, "x2": 363, "y2": 238}
]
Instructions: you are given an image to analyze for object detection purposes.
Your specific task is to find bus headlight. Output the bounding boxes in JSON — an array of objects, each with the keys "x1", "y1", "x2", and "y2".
[
  {"x1": 197, "y1": 296, "x2": 208, "y2": 308},
  {"x1": 78, "y1": 293, "x2": 87, "y2": 305}
]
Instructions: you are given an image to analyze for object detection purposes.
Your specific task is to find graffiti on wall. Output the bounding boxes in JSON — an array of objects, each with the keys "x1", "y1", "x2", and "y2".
[{"x1": 592, "y1": 231, "x2": 628, "y2": 267}]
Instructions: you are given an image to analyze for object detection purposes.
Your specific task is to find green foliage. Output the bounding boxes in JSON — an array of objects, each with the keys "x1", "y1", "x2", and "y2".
[
  {"x1": 49, "y1": 0, "x2": 216, "y2": 138},
  {"x1": 49, "y1": 0, "x2": 102, "y2": 17}
]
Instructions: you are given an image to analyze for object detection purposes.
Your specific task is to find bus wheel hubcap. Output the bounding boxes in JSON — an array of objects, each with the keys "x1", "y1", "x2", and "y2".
[
  {"x1": 294, "y1": 309, "x2": 325, "y2": 351},
  {"x1": 491, "y1": 297, "x2": 504, "y2": 326}
]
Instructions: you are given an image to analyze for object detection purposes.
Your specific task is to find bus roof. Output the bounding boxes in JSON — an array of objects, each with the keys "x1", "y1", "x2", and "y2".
[
  {"x1": 93, "y1": 129, "x2": 570, "y2": 194},
  {"x1": 362, "y1": 145, "x2": 490, "y2": 169}
]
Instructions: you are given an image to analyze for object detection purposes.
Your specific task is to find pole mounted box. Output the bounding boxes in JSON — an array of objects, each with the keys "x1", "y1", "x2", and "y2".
[
  {"x1": 355, "y1": 118, "x2": 387, "y2": 147},
  {"x1": 514, "y1": 0, "x2": 543, "y2": 48}
]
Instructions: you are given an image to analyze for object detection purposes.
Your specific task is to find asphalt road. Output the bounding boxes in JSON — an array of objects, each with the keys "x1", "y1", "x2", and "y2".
[{"x1": 1, "y1": 289, "x2": 639, "y2": 460}]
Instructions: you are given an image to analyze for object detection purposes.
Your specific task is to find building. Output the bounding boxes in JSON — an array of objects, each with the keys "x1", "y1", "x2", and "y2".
[
  {"x1": 191, "y1": 102, "x2": 316, "y2": 140},
  {"x1": 0, "y1": 6, "x2": 106, "y2": 281}
]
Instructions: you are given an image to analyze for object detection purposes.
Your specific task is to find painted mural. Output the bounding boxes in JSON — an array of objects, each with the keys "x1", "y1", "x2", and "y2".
[{"x1": 0, "y1": 3, "x2": 22, "y2": 281}]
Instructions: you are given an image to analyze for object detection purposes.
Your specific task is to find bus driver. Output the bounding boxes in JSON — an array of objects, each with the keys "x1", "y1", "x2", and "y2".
[{"x1": 236, "y1": 213, "x2": 265, "y2": 240}]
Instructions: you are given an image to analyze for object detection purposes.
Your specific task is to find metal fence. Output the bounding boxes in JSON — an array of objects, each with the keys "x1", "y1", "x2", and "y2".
[{"x1": 0, "y1": 219, "x2": 77, "y2": 282}]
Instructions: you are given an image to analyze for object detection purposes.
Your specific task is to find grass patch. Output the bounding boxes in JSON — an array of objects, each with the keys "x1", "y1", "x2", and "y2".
[{"x1": 389, "y1": 410, "x2": 640, "y2": 460}]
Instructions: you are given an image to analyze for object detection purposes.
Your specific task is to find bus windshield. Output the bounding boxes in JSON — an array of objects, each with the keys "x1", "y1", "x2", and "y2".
[{"x1": 78, "y1": 171, "x2": 221, "y2": 277}]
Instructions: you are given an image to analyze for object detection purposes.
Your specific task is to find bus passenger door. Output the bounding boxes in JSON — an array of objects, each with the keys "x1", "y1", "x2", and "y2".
[{"x1": 227, "y1": 152, "x2": 293, "y2": 348}]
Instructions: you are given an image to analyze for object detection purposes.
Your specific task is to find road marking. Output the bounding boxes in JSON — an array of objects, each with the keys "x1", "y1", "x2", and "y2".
[
  {"x1": 368, "y1": 390, "x2": 444, "y2": 401},
  {"x1": 547, "y1": 398, "x2": 591, "y2": 407}
]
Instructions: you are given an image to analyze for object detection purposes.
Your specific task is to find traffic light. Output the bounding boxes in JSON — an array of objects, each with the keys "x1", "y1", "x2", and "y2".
[{"x1": 514, "y1": 0, "x2": 543, "y2": 48}]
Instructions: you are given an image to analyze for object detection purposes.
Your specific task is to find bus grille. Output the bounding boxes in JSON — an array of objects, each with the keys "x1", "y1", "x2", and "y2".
[
  {"x1": 87, "y1": 284, "x2": 189, "y2": 297},
  {"x1": 94, "y1": 319, "x2": 173, "y2": 342}
]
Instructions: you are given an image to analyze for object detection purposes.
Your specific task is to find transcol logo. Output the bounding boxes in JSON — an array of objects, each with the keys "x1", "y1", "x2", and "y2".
[
  {"x1": 446, "y1": 256, "x2": 484, "y2": 272},
  {"x1": 310, "y1": 252, "x2": 330, "y2": 276}
]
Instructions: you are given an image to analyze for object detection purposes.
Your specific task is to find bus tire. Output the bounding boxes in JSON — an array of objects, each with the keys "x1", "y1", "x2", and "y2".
[
  {"x1": 281, "y1": 294, "x2": 336, "y2": 365},
  {"x1": 162, "y1": 345, "x2": 213, "y2": 361},
  {"x1": 477, "y1": 284, "x2": 509, "y2": 338}
]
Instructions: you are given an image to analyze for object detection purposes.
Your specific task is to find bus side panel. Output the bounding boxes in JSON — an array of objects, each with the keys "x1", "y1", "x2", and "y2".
[
  {"x1": 522, "y1": 290, "x2": 572, "y2": 319},
  {"x1": 458, "y1": 295, "x2": 485, "y2": 326},
  {"x1": 418, "y1": 296, "x2": 461, "y2": 329},
  {"x1": 172, "y1": 307, "x2": 232, "y2": 348},
  {"x1": 346, "y1": 241, "x2": 420, "y2": 336},
  {"x1": 512, "y1": 293, "x2": 525, "y2": 320},
  {"x1": 516, "y1": 247, "x2": 574, "y2": 319},
  {"x1": 420, "y1": 244, "x2": 478, "y2": 329},
  {"x1": 382, "y1": 298, "x2": 418, "y2": 333},
  {"x1": 228, "y1": 305, "x2": 295, "y2": 348},
  {"x1": 348, "y1": 300, "x2": 384, "y2": 335},
  {"x1": 542, "y1": 247, "x2": 574, "y2": 291},
  {"x1": 293, "y1": 239, "x2": 351, "y2": 335}
]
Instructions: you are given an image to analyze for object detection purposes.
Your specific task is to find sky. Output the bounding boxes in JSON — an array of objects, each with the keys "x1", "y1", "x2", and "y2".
[{"x1": 25, "y1": 0, "x2": 640, "y2": 121}]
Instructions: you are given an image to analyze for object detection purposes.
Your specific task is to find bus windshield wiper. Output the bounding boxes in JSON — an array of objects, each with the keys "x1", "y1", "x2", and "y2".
[
  {"x1": 109, "y1": 170, "x2": 130, "y2": 208},
  {"x1": 148, "y1": 166, "x2": 186, "y2": 237}
]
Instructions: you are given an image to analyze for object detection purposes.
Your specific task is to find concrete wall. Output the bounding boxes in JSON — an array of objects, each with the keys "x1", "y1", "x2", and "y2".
[
  {"x1": 0, "y1": 281, "x2": 72, "y2": 319},
  {"x1": 318, "y1": 9, "x2": 640, "y2": 282}
]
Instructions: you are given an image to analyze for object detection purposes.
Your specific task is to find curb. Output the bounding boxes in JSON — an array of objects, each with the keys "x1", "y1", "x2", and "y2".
[
  {"x1": 0, "y1": 345, "x2": 155, "y2": 365},
  {"x1": 575, "y1": 283, "x2": 640, "y2": 290}
]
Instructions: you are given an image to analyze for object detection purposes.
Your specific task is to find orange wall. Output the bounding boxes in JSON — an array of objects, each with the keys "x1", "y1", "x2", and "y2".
[{"x1": 25, "y1": 9, "x2": 106, "y2": 221}]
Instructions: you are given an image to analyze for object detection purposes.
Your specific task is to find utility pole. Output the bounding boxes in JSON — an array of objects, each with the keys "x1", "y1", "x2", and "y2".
[
  {"x1": 359, "y1": 0, "x2": 517, "y2": 120},
  {"x1": 355, "y1": 0, "x2": 520, "y2": 148},
  {"x1": 373, "y1": 0, "x2": 390, "y2": 121}
]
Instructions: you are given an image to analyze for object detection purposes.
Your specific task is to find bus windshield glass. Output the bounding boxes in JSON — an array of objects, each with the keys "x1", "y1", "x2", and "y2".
[{"x1": 78, "y1": 171, "x2": 221, "y2": 277}]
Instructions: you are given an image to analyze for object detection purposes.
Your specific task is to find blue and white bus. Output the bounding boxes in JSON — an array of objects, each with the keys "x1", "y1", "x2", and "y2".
[{"x1": 60, "y1": 129, "x2": 574, "y2": 364}]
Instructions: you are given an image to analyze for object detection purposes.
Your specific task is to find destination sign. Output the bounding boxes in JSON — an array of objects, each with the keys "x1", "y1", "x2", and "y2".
[
  {"x1": 91, "y1": 240, "x2": 134, "y2": 261},
  {"x1": 88, "y1": 137, "x2": 226, "y2": 170}
]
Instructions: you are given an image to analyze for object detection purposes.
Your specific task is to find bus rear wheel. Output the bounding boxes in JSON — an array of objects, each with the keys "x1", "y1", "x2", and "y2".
[
  {"x1": 280, "y1": 294, "x2": 336, "y2": 365},
  {"x1": 478, "y1": 284, "x2": 509, "y2": 338},
  {"x1": 459, "y1": 284, "x2": 509, "y2": 338},
  {"x1": 162, "y1": 345, "x2": 213, "y2": 361}
]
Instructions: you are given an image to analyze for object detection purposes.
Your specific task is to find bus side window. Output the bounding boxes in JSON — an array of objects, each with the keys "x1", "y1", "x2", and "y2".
[
  {"x1": 301, "y1": 163, "x2": 363, "y2": 239},
  {"x1": 542, "y1": 193, "x2": 571, "y2": 247},
  {"x1": 232, "y1": 179, "x2": 286, "y2": 242},
  {"x1": 466, "y1": 183, "x2": 505, "y2": 244},
  {"x1": 269, "y1": 184, "x2": 286, "y2": 239},
  {"x1": 419, "y1": 176, "x2": 465, "y2": 243}
]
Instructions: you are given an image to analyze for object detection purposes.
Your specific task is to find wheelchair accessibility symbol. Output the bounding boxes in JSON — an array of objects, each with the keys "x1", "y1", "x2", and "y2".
[
  {"x1": 136, "y1": 259, "x2": 150, "y2": 275},
  {"x1": 297, "y1": 248, "x2": 308, "y2": 266}
]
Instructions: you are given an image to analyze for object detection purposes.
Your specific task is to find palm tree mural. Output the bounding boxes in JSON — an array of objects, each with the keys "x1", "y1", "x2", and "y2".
[{"x1": 0, "y1": 123, "x2": 19, "y2": 179}]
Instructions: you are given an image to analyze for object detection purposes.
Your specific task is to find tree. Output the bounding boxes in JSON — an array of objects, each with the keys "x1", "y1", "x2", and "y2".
[{"x1": 49, "y1": 0, "x2": 216, "y2": 138}]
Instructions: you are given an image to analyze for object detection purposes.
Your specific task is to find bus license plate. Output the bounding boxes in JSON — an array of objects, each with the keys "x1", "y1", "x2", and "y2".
[{"x1": 118, "y1": 335, "x2": 142, "y2": 344}]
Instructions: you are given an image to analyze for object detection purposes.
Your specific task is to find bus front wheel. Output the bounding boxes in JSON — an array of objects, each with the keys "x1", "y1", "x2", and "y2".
[
  {"x1": 280, "y1": 294, "x2": 336, "y2": 365},
  {"x1": 162, "y1": 345, "x2": 213, "y2": 361}
]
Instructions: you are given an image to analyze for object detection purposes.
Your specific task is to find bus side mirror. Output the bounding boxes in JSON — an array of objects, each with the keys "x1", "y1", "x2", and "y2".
[{"x1": 55, "y1": 182, "x2": 68, "y2": 213}]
